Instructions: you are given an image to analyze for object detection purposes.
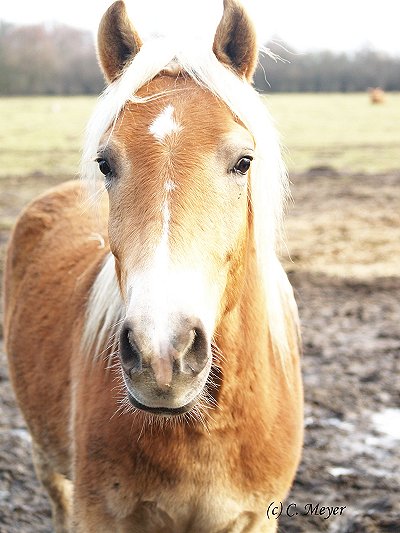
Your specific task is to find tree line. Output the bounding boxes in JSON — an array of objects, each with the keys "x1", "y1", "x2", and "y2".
[
  {"x1": 0, "y1": 22, "x2": 104, "y2": 95},
  {"x1": 1, "y1": 21, "x2": 399, "y2": 95},
  {"x1": 255, "y1": 43, "x2": 400, "y2": 92}
]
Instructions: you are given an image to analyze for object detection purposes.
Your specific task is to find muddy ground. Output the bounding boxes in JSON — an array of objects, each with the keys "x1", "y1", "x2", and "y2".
[{"x1": 0, "y1": 171, "x2": 399, "y2": 532}]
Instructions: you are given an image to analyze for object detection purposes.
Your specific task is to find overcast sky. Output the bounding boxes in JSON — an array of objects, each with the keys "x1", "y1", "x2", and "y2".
[{"x1": 2, "y1": 0, "x2": 399, "y2": 55}]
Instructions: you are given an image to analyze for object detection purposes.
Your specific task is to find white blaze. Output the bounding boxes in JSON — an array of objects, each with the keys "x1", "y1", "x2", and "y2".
[
  {"x1": 165, "y1": 178, "x2": 176, "y2": 192},
  {"x1": 125, "y1": 174, "x2": 179, "y2": 358},
  {"x1": 154, "y1": 196, "x2": 171, "y2": 280},
  {"x1": 149, "y1": 104, "x2": 182, "y2": 141},
  {"x1": 125, "y1": 107, "x2": 217, "y2": 358}
]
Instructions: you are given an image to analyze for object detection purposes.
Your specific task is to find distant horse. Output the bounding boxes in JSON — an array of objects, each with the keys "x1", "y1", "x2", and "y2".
[
  {"x1": 369, "y1": 87, "x2": 386, "y2": 104},
  {"x1": 4, "y1": 1, "x2": 303, "y2": 531}
]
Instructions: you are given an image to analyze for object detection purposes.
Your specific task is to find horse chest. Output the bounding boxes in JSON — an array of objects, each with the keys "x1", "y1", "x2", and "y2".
[
  {"x1": 93, "y1": 447, "x2": 263, "y2": 532},
  {"x1": 105, "y1": 480, "x2": 265, "y2": 533}
]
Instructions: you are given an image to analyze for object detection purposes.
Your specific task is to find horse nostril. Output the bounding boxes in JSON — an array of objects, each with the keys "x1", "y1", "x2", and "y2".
[
  {"x1": 119, "y1": 322, "x2": 142, "y2": 374},
  {"x1": 119, "y1": 318, "x2": 210, "y2": 383},
  {"x1": 182, "y1": 324, "x2": 209, "y2": 375}
]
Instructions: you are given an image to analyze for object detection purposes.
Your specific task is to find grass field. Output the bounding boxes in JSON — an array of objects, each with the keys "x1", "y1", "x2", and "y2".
[
  {"x1": 0, "y1": 96, "x2": 94, "y2": 178},
  {"x1": 267, "y1": 93, "x2": 400, "y2": 173},
  {"x1": 0, "y1": 93, "x2": 399, "y2": 179}
]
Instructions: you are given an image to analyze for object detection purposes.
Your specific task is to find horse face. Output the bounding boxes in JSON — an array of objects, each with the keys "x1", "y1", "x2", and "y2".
[
  {"x1": 93, "y1": 0, "x2": 259, "y2": 415},
  {"x1": 98, "y1": 78, "x2": 254, "y2": 415}
]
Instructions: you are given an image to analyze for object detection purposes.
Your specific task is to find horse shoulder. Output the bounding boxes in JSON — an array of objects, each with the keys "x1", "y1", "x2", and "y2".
[
  {"x1": 3, "y1": 180, "x2": 106, "y2": 340},
  {"x1": 3, "y1": 180, "x2": 108, "y2": 474}
]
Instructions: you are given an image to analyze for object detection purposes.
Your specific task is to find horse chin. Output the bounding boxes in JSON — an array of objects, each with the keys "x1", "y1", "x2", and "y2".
[{"x1": 127, "y1": 392, "x2": 198, "y2": 417}]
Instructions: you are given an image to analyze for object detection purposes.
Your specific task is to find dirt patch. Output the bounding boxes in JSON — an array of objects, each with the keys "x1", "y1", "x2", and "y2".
[
  {"x1": 0, "y1": 345, "x2": 52, "y2": 532},
  {"x1": 0, "y1": 172, "x2": 399, "y2": 532},
  {"x1": 282, "y1": 171, "x2": 400, "y2": 279},
  {"x1": 280, "y1": 272, "x2": 400, "y2": 532}
]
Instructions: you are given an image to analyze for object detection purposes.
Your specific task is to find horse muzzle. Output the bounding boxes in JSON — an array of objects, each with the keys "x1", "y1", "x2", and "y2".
[{"x1": 119, "y1": 316, "x2": 212, "y2": 414}]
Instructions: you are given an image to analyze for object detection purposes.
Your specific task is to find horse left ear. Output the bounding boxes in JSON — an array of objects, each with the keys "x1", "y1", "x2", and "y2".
[{"x1": 213, "y1": 0, "x2": 258, "y2": 82}]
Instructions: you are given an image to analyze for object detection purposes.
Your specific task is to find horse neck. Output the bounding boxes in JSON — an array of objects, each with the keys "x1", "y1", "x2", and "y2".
[{"x1": 211, "y1": 231, "x2": 282, "y2": 427}]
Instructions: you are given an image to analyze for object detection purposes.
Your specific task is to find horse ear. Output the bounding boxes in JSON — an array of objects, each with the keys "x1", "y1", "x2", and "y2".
[
  {"x1": 213, "y1": 0, "x2": 258, "y2": 82},
  {"x1": 97, "y1": 0, "x2": 142, "y2": 83}
]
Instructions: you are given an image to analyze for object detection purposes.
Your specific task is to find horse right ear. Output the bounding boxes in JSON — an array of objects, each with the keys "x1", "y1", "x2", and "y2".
[{"x1": 97, "y1": 0, "x2": 142, "y2": 83}]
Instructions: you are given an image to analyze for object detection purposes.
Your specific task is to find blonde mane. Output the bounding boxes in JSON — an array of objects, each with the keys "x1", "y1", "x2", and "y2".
[{"x1": 81, "y1": 22, "x2": 299, "y2": 362}]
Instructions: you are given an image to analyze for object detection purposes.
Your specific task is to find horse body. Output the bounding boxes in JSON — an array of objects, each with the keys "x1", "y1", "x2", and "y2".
[
  {"x1": 4, "y1": 2, "x2": 303, "y2": 531},
  {"x1": 5, "y1": 178, "x2": 302, "y2": 532}
]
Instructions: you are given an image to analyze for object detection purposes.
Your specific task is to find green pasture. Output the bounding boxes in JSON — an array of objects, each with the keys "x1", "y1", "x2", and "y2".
[
  {"x1": 0, "y1": 96, "x2": 94, "y2": 178},
  {"x1": 0, "y1": 93, "x2": 399, "y2": 178},
  {"x1": 267, "y1": 93, "x2": 400, "y2": 173}
]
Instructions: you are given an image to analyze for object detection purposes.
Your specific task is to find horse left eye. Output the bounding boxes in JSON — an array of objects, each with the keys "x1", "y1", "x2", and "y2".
[
  {"x1": 96, "y1": 158, "x2": 112, "y2": 177},
  {"x1": 233, "y1": 157, "x2": 253, "y2": 175}
]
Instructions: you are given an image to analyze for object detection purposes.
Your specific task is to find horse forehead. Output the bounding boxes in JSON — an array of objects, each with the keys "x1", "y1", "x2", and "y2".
[{"x1": 121, "y1": 78, "x2": 235, "y2": 145}]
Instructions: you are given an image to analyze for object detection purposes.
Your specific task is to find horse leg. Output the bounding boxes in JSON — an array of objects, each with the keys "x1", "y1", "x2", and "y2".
[
  {"x1": 218, "y1": 511, "x2": 278, "y2": 533},
  {"x1": 32, "y1": 442, "x2": 73, "y2": 533},
  {"x1": 71, "y1": 504, "x2": 116, "y2": 533}
]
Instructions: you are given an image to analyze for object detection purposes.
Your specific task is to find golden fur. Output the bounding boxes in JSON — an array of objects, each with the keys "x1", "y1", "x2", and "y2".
[{"x1": 4, "y1": 2, "x2": 303, "y2": 531}]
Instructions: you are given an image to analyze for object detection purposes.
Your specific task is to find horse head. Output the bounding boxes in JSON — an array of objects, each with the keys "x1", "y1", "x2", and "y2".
[{"x1": 82, "y1": 0, "x2": 291, "y2": 417}]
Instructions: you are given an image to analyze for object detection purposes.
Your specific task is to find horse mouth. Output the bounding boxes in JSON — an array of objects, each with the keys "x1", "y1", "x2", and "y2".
[{"x1": 127, "y1": 392, "x2": 197, "y2": 416}]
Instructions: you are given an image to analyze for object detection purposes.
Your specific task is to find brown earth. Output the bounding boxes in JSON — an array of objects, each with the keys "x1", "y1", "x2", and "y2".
[{"x1": 0, "y1": 171, "x2": 399, "y2": 532}]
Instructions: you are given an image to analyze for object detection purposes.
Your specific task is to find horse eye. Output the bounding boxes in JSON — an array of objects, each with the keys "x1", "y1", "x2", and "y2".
[
  {"x1": 96, "y1": 159, "x2": 112, "y2": 177},
  {"x1": 233, "y1": 156, "x2": 253, "y2": 175}
]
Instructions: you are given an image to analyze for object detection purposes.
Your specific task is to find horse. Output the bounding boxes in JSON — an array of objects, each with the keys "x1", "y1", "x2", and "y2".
[
  {"x1": 3, "y1": 1, "x2": 303, "y2": 531},
  {"x1": 368, "y1": 87, "x2": 386, "y2": 104}
]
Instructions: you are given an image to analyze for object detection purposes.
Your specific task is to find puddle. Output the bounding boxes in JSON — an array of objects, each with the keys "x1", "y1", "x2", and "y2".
[
  {"x1": 371, "y1": 408, "x2": 400, "y2": 440},
  {"x1": 328, "y1": 467, "x2": 355, "y2": 477}
]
